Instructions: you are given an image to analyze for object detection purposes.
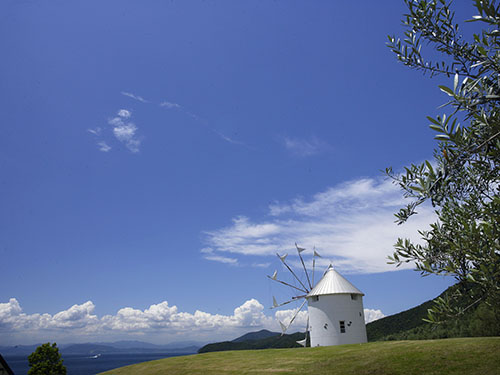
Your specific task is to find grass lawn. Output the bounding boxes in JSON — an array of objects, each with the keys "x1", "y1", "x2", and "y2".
[{"x1": 99, "y1": 337, "x2": 500, "y2": 375}]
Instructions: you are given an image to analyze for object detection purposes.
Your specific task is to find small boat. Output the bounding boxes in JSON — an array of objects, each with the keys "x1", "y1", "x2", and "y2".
[{"x1": 90, "y1": 354, "x2": 101, "y2": 359}]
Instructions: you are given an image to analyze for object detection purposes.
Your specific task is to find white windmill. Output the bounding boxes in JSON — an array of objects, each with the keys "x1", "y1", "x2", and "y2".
[{"x1": 268, "y1": 244, "x2": 368, "y2": 347}]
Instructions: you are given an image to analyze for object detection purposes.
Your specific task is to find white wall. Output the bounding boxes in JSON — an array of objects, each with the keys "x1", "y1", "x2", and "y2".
[{"x1": 307, "y1": 293, "x2": 367, "y2": 346}]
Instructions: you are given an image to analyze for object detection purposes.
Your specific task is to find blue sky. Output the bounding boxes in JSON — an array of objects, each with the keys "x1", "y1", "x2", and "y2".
[{"x1": 0, "y1": 0, "x2": 474, "y2": 345}]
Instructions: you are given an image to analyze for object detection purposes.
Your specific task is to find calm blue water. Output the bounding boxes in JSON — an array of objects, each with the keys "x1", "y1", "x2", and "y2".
[{"x1": 4, "y1": 352, "x2": 192, "y2": 375}]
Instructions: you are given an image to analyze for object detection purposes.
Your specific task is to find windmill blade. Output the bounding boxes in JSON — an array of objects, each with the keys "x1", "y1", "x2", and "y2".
[
  {"x1": 296, "y1": 314, "x2": 309, "y2": 347},
  {"x1": 277, "y1": 252, "x2": 309, "y2": 292},
  {"x1": 296, "y1": 243, "x2": 312, "y2": 290},
  {"x1": 279, "y1": 321, "x2": 287, "y2": 335},
  {"x1": 273, "y1": 296, "x2": 279, "y2": 308},
  {"x1": 295, "y1": 242, "x2": 306, "y2": 253},
  {"x1": 305, "y1": 315, "x2": 310, "y2": 346},
  {"x1": 269, "y1": 270, "x2": 278, "y2": 280},
  {"x1": 280, "y1": 299, "x2": 307, "y2": 335},
  {"x1": 277, "y1": 253, "x2": 288, "y2": 262},
  {"x1": 271, "y1": 296, "x2": 297, "y2": 309},
  {"x1": 312, "y1": 247, "x2": 321, "y2": 287},
  {"x1": 267, "y1": 275, "x2": 308, "y2": 294},
  {"x1": 296, "y1": 337, "x2": 307, "y2": 347}
]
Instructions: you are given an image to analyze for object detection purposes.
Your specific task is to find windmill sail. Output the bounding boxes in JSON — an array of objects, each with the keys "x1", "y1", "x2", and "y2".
[
  {"x1": 268, "y1": 245, "x2": 321, "y2": 345},
  {"x1": 296, "y1": 243, "x2": 312, "y2": 289},
  {"x1": 277, "y1": 253, "x2": 309, "y2": 292}
]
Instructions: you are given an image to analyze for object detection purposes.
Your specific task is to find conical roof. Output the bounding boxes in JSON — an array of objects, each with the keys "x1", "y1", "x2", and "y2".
[{"x1": 307, "y1": 265, "x2": 364, "y2": 297}]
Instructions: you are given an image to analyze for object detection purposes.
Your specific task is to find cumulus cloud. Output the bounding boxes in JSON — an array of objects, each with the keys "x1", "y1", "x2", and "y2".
[
  {"x1": 117, "y1": 109, "x2": 131, "y2": 118},
  {"x1": 0, "y1": 298, "x2": 272, "y2": 344},
  {"x1": 364, "y1": 308, "x2": 385, "y2": 323},
  {"x1": 0, "y1": 298, "x2": 385, "y2": 345},
  {"x1": 283, "y1": 136, "x2": 329, "y2": 157},
  {"x1": 121, "y1": 91, "x2": 148, "y2": 103},
  {"x1": 108, "y1": 109, "x2": 141, "y2": 153},
  {"x1": 203, "y1": 177, "x2": 435, "y2": 274}
]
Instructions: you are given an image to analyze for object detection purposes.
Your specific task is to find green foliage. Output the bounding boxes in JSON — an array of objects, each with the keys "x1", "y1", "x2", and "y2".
[
  {"x1": 367, "y1": 283, "x2": 500, "y2": 341},
  {"x1": 366, "y1": 294, "x2": 436, "y2": 341},
  {"x1": 28, "y1": 342, "x2": 67, "y2": 375},
  {"x1": 386, "y1": 0, "x2": 500, "y2": 322}
]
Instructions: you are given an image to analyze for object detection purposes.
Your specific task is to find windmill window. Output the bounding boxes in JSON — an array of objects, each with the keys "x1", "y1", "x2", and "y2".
[
  {"x1": 339, "y1": 320, "x2": 346, "y2": 333},
  {"x1": 351, "y1": 294, "x2": 358, "y2": 300},
  {"x1": 311, "y1": 296, "x2": 319, "y2": 302}
]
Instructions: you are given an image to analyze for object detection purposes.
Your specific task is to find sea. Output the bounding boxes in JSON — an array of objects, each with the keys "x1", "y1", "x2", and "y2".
[{"x1": 4, "y1": 352, "x2": 192, "y2": 375}]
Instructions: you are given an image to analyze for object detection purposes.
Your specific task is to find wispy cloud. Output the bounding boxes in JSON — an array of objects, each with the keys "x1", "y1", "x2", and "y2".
[
  {"x1": 283, "y1": 136, "x2": 329, "y2": 157},
  {"x1": 159, "y1": 99, "x2": 247, "y2": 146},
  {"x1": 87, "y1": 127, "x2": 101, "y2": 136},
  {"x1": 200, "y1": 247, "x2": 238, "y2": 265},
  {"x1": 97, "y1": 141, "x2": 111, "y2": 152},
  {"x1": 251, "y1": 262, "x2": 271, "y2": 268},
  {"x1": 121, "y1": 91, "x2": 148, "y2": 103},
  {"x1": 203, "y1": 177, "x2": 435, "y2": 274},
  {"x1": 108, "y1": 109, "x2": 141, "y2": 153},
  {"x1": 213, "y1": 130, "x2": 246, "y2": 146},
  {"x1": 159, "y1": 101, "x2": 181, "y2": 109},
  {"x1": 0, "y1": 297, "x2": 384, "y2": 345}
]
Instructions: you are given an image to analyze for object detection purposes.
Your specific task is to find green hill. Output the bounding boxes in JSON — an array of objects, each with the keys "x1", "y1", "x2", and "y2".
[
  {"x1": 99, "y1": 337, "x2": 500, "y2": 375},
  {"x1": 366, "y1": 295, "x2": 436, "y2": 341},
  {"x1": 231, "y1": 329, "x2": 279, "y2": 342},
  {"x1": 366, "y1": 284, "x2": 500, "y2": 341},
  {"x1": 198, "y1": 331, "x2": 306, "y2": 353}
]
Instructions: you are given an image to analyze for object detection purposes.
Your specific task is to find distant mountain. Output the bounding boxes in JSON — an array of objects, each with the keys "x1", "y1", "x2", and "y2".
[
  {"x1": 0, "y1": 345, "x2": 40, "y2": 356},
  {"x1": 93, "y1": 340, "x2": 204, "y2": 350},
  {"x1": 94, "y1": 341, "x2": 162, "y2": 350},
  {"x1": 61, "y1": 344, "x2": 117, "y2": 355},
  {"x1": 0, "y1": 341, "x2": 202, "y2": 356},
  {"x1": 232, "y1": 329, "x2": 280, "y2": 343},
  {"x1": 198, "y1": 330, "x2": 306, "y2": 353}
]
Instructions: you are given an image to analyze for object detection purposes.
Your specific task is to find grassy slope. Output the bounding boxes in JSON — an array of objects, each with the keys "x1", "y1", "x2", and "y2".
[{"x1": 99, "y1": 337, "x2": 500, "y2": 375}]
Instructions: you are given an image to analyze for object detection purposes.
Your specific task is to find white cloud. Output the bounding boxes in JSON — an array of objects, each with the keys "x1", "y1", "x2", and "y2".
[
  {"x1": 160, "y1": 101, "x2": 181, "y2": 109},
  {"x1": 212, "y1": 130, "x2": 246, "y2": 146},
  {"x1": 87, "y1": 127, "x2": 101, "y2": 136},
  {"x1": 364, "y1": 308, "x2": 385, "y2": 323},
  {"x1": 283, "y1": 136, "x2": 329, "y2": 157},
  {"x1": 108, "y1": 110, "x2": 141, "y2": 153},
  {"x1": 0, "y1": 298, "x2": 275, "y2": 344},
  {"x1": 121, "y1": 91, "x2": 148, "y2": 103},
  {"x1": 159, "y1": 100, "x2": 247, "y2": 146},
  {"x1": 113, "y1": 123, "x2": 137, "y2": 142},
  {"x1": 275, "y1": 307, "x2": 308, "y2": 328},
  {"x1": 251, "y1": 262, "x2": 271, "y2": 268},
  {"x1": 97, "y1": 141, "x2": 111, "y2": 152},
  {"x1": 203, "y1": 177, "x2": 435, "y2": 274},
  {"x1": 200, "y1": 247, "x2": 238, "y2": 265},
  {"x1": 0, "y1": 298, "x2": 385, "y2": 345},
  {"x1": 117, "y1": 109, "x2": 131, "y2": 118}
]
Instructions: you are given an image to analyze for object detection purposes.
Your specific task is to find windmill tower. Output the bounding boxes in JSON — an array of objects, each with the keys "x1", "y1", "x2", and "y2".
[
  {"x1": 307, "y1": 265, "x2": 367, "y2": 346},
  {"x1": 268, "y1": 244, "x2": 367, "y2": 347}
]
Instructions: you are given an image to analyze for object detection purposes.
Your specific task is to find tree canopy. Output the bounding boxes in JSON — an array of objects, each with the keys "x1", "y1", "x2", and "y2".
[
  {"x1": 386, "y1": 0, "x2": 500, "y2": 322},
  {"x1": 28, "y1": 342, "x2": 67, "y2": 375}
]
